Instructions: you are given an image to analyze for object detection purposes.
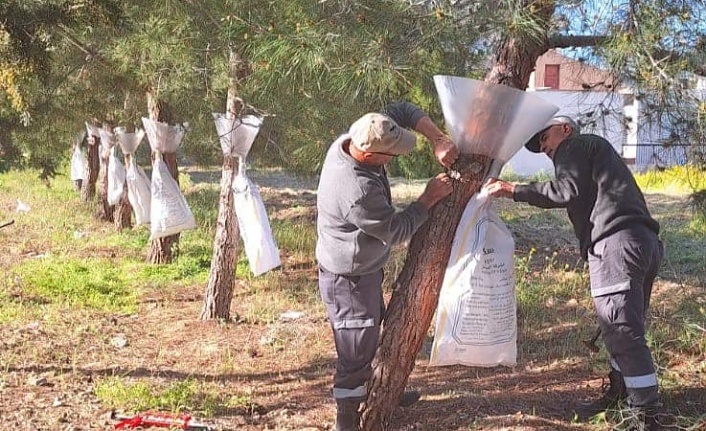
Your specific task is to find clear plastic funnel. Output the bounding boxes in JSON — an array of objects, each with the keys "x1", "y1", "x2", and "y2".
[
  {"x1": 85, "y1": 122, "x2": 100, "y2": 138},
  {"x1": 434, "y1": 75, "x2": 559, "y2": 165},
  {"x1": 99, "y1": 127, "x2": 116, "y2": 150},
  {"x1": 141, "y1": 118, "x2": 186, "y2": 153},
  {"x1": 114, "y1": 128, "x2": 146, "y2": 155},
  {"x1": 212, "y1": 114, "x2": 263, "y2": 158},
  {"x1": 72, "y1": 131, "x2": 86, "y2": 147}
]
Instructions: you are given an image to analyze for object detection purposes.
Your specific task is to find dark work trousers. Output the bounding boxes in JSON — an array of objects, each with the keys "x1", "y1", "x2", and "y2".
[
  {"x1": 318, "y1": 266, "x2": 385, "y2": 401},
  {"x1": 588, "y1": 225, "x2": 664, "y2": 408}
]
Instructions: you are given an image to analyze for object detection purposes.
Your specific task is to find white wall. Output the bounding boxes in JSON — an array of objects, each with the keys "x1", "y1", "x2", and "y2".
[
  {"x1": 623, "y1": 98, "x2": 638, "y2": 160},
  {"x1": 503, "y1": 91, "x2": 625, "y2": 177},
  {"x1": 635, "y1": 102, "x2": 687, "y2": 170},
  {"x1": 633, "y1": 89, "x2": 706, "y2": 170}
]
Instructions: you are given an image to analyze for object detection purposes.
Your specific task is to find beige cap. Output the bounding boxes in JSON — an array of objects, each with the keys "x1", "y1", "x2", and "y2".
[
  {"x1": 525, "y1": 115, "x2": 581, "y2": 153},
  {"x1": 349, "y1": 113, "x2": 417, "y2": 155}
]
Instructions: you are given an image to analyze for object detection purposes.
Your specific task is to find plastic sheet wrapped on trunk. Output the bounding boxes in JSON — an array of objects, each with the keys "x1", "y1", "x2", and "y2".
[{"x1": 434, "y1": 75, "x2": 559, "y2": 168}]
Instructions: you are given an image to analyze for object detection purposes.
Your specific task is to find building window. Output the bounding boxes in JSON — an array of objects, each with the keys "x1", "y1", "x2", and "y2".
[{"x1": 544, "y1": 64, "x2": 560, "y2": 89}]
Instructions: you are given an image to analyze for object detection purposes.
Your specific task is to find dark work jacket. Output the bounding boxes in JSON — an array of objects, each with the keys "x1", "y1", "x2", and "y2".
[{"x1": 513, "y1": 134, "x2": 659, "y2": 259}]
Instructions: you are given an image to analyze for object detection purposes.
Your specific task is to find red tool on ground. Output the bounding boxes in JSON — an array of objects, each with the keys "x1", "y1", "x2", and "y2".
[{"x1": 111, "y1": 411, "x2": 215, "y2": 431}]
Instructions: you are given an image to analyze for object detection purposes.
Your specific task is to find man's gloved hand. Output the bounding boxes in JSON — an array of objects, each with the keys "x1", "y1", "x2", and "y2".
[{"x1": 432, "y1": 135, "x2": 460, "y2": 169}]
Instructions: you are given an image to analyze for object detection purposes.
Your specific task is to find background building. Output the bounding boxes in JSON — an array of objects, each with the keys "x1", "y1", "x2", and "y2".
[{"x1": 504, "y1": 49, "x2": 703, "y2": 176}]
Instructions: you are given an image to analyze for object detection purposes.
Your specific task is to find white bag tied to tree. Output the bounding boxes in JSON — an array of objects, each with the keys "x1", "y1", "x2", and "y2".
[
  {"x1": 70, "y1": 146, "x2": 86, "y2": 181},
  {"x1": 232, "y1": 163, "x2": 281, "y2": 276},
  {"x1": 149, "y1": 157, "x2": 196, "y2": 240},
  {"x1": 98, "y1": 127, "x2": 125, "y2": 206},
  {"x1": 125, "y1": 158, "x2": 151, "y2": 226},
  {"x1": 107, "y1": 147, "x2": 127, "y2": 206},
  {"x1": 430, "y1": 190, "x2": 517, "y2": 367},
  {"x1": 429, "y1": 76, "x2": 561, "y2": 367},
  {"x1": 115, "y1": 128, "x2": 151, "y2": 225},
  {"x1": 213, "y1": 112, "x2": 280, "y2": 276},
  {"x1": 141, "y1": 118, "x2": 196, "y2": 240}
]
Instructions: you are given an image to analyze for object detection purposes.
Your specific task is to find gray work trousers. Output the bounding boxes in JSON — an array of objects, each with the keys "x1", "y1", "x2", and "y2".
[
  {"x1": 319, "y1": 266, "x2": 385, "y2": 401},
  {"x1": 588, "y1": 225, "x2": 664, "y2": 408}
]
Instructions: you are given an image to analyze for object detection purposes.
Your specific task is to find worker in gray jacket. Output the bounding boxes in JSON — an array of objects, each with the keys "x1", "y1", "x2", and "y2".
[
  {"x1": 316, "y1": 102, "x2": 458, "y2": 431},
  {"x1": 483, "y1": 116, "x2": 667, "y2": 431}
]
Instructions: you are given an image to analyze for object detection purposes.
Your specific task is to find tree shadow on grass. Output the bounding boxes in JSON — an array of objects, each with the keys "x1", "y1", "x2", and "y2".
[
  {"x1": 403, "y1": 284, "x2": 705, "y2": 430},
  {"x1": 8, "y1": 358, "x2": 332, "y2": 387},
  {"x1": 388, "y1": 365, "x2": 593, "y2": 431},
  {"x1": 389, "y1": 367, "x2": 706, "y2": 431}
]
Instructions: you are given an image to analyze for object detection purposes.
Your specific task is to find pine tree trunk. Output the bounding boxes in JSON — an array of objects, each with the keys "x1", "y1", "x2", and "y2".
[
  {"x1": 81, "y1": 134, "x2": 100, "y2": 203},
  {"x1": 200, "y1": 155, "x2": 240, "y2": 320},
  {"x1": 147, "y1": 152, "x2": 180, "y2": 264},
  {"x1": 114, "y1": 153, "x2": 133, "y2": 231},
  {"x1": 114, "y1": 93, "x2": 137, "y2": 231},
  {"x1": 360, "y1": 155, "x2": 489, "y2": 430},
  {"x1": 200, "y1": 47, "x2": 245, "y2": 320},
  {"x1": 360, "y1": 3, "x2": 555, "y2": 428},
  {"x1": 146, "y1": 92, "x2": 180, "y2": 264},
  {"x1": 96, "y1": 142, "x2": 114, "y2": 222}
]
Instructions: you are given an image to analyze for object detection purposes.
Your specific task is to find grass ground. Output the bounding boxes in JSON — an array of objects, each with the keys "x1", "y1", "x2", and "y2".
[{"x1": 0, "y1": 166, "x2": 704, "y2": 431}]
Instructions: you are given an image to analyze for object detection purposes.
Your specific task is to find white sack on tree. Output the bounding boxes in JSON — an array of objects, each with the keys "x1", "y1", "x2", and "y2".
[
  {"x1": 430, "y1": 190, "x2": 517, "y2": 367},
  {"x1": 107, "y1": 147, "x2": 127, "y2": 206},
  {"x1": 149, "y1": 158, "x2": 197, "y2": 240},
  {"x1": 115, "y1": 128, "x2": 150, "y2": 225},
  {"x1": 70, "y1": 147, "x2": 86, "y2": 181},
  {"x1": 232, "y1": 166, "x2": 281, "y2": 277},
  {"x1": 125, "y1": 158, "x2": 151, "y2": 226}
]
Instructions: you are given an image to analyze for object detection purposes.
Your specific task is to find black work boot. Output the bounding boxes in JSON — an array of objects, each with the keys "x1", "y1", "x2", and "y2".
[
  {"x1": 335, "y1": 399, "x2": 361, "y2": 431},
  {"x1": 623, "y1": 405, "x2": 674, "y2": 431},
  {"x1": 574, "y1": 369, "x2": 628, "y2": 420}
]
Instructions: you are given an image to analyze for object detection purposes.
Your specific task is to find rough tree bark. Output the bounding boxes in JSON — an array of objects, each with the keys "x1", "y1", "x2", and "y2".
[
  {"x1": 114, "y1": 97, "x2": 136, "y2": 231},
  {"x1": 360, "y1": 3, "x2": 556, "y2": 430},
  {"x1": 96, "y1": 132, "x2": 114, "y2": 222},
  {"x1": 81, "y1": 132, "x2": 100, "y2": 203},
  {"x1": 200, "y1": 48, "x2": 245, "y2": 320},
  {"x1": 360, "y1": 155, "x2": 488, "y2": 430},
  {"x1": 146, "y1": 92, "x2": 179, "y2": 264}
]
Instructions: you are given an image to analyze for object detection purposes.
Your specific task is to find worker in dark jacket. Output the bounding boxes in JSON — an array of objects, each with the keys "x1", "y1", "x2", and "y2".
[
  {"x1": 483, "y1": 116, "x2": 667, "y2": 431},
  {"x1": 317, "y1": 102, "x2": 458, "y2": 431}
]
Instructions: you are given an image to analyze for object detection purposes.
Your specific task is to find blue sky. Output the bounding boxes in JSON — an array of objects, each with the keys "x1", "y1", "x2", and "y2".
[{"x1": 554, "y1": 0, "x2": 705, "y2": 66}]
